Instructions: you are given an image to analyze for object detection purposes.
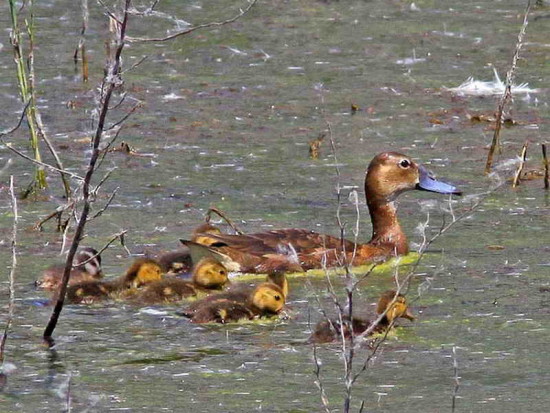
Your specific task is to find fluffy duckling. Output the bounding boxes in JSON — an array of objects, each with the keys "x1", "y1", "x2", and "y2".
[
  {"x1": 156, "y1": 223, "x2": 223, "y2": 276},
  {"x1": 180, "y1": 281, "x2": 286, "y2": 323},
  {"x1": 36, "y1": 247, "x2": 102, "y2": 291},
  {"x1": 308, "y1": 290, "x2": 415, "y2": 344},
  {"x1": 128, "y1": 257, "x2": 229, "y2": 305},
  {"x1": 64, "y1": 258, "x2": 163, "y2": 304}
]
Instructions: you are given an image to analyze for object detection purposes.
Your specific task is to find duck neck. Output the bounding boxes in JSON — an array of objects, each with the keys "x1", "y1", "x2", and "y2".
[{"x1": 367, "y1": 200, "x2": 408, "y2": 255}]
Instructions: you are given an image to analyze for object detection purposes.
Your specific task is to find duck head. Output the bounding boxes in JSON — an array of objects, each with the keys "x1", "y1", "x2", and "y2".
[
  {"x1": 376, "y1": 290, "x2": 415, "y2": 323},
  {"x1": 251, "y1": 283, "x2": 286, "y2": 314},
  {"x1": 124, "y1": 258, "x2": 163, "y2": 288},
  {"x1": 192, "y1": 256, "x2": 229, "y2": 289},
  {"x1": 365, "y1": 152, "x2": 461, "y2": 203},
  {"x1": 365, "y1": 153, "x2": 460, "y2": 254}
]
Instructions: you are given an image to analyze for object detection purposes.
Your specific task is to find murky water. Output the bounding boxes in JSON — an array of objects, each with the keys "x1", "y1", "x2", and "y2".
[{"x1": 1, "y1": 0, "x2": 549, "y2": 411}]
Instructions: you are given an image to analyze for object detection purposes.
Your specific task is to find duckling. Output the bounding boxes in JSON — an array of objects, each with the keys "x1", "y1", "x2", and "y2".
[
  {"x1": 128, "y1": 257, "x2": 229, "y2": 305},
  {"x1": 64, "y1": 258, "x2": 163, "y2": 304},
  {"x1": 156, "y1": 223, "x2": 223, "y2": 276},
  {"x1": 189, "y1": 299, "x2": 255, "y2": 324},
  {"x1": 308, "y1": 290, "x2": 415, "y2": 344},
  {"x1": 36, "y1": 247, "x2": 103, "y2": 291},
  {"x1": 180, "y1": 281, "x2": 286, "y2": 323}
]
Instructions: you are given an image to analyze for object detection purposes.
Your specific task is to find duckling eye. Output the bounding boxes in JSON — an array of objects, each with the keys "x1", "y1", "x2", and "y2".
[
  {"x1": 399, "y1": 159, "x2": 411, "y2": 169},
  {"x1": 274, "y1": 295, "x2": 281, "y2": 301}
]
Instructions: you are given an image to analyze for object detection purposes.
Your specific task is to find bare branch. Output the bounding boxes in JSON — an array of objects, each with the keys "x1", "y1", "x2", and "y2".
[
  {"x1": 1, "y1": 143, "x2": 84, "y2": 181},
  {"x1": 0, "y1": 101, "x2": 30, "y2": 138},
  {"x1": 127, "y1": 0, "x2": 258, "y2": 43}
]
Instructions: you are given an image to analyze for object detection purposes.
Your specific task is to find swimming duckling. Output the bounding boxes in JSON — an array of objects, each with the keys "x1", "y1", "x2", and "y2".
[
  {"x1": 64, "y1": 258, "x2": 163, "y2": 304},
  {"x1": 156, "y1": 223, "x2": 223, "y2": 276},
  {"x1": 128, "y1": 257, "x2": 229, "y2": 305},
  {"x1": 180, "y1": 281, "x2": 286, "y2": 323},
  {"x1": 308, "y1": 290, "x2": 415, "y2": 344},
  {"x1": 36, "y1": 247, "x2": 102, "y2": 291}
]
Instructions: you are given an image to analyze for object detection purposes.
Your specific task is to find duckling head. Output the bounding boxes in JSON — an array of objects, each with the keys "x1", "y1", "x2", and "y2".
[
  {"x1": 125, "y1": 258, "x2": 163, "y2": 288},
  {"x1": 376, "y1": 290, "x2": 415, "y2": 323},
  {"x1": 251, "y1": 283, "x2": 285, "y2": 314},
  {"x1": 74, "y1": 247, "x2": 102, "y2": 277},
  {"x1": 191, "y1": 223, "x2": 223, "y2": 246},
  {"x1": 365, "y1": 152, "x2": 461, "y2": 204},
  {"x1": 192, "y1": 257, "x2": 228, "y2": 289}
]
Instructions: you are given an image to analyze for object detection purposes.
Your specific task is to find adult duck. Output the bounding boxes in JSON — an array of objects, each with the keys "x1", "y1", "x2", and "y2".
[{"x1": 181, "y1": 152, "x2": 461, "y2": 273}]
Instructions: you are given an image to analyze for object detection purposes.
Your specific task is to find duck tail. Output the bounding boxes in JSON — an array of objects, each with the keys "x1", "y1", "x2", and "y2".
[{"x1": 179, "y1": 240, "x2": 240, "y2": 272}]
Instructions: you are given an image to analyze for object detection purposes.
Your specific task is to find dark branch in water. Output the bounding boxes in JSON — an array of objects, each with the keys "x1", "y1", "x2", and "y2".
[
  {"x1": 127, "y1": 0, "x2": 258, "y2": 43},
  {"x1": 43, "y1": 0, "x2": 133, "y2": 343},
  {"x1": 542, "y1": 144, "x2": 549, "y2": 190}
]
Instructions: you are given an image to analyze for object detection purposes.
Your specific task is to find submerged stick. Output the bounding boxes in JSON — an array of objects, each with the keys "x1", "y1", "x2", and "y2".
[
  {"x1": 484, "y1": 3, "x2": 531, "y2": 174},
  {"x1": 542, "y1": 144, "x2": 549, "y2": 190},
  {"x1": 0, "y1": 177, "x2": 18, "y2": 365},
  {"x1": 512, "y1": 142, "x2": 528, "y2": 188}
]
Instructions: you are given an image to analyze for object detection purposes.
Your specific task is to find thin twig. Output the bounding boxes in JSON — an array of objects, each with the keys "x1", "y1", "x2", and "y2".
[
  {"x1": 485, "y1": 2, "x2": 531, "y2": 174},
  {"x1": 1, "y1": 143, "x2": 84, "y2": 181},
  {"x1": 127, "y1": 0, "x2": 258, "y2": 42},
  {"x1": 206, "y1": 207, "x2": 244, "y2": 235},
  {"x1": 451, "y1": 346, "x2": 461, "y2": 413},
  {"x1": 0, "y1": 101, "x2": 31, "y2": 137},
  {"x1": 542, "y1": 143, "x2": 549, "y2": 190},
  {"x1": 0, "y1": 177, "x2": 18, "y2": 364},
  {"x1": 512, "y1": 142, "x2": 528, "y2": 188}
]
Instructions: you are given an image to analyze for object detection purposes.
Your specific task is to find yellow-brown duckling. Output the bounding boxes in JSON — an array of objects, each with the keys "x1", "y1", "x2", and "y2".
[
  {"x1": 180, "y1": 278, "x2": 286, "y2": 323},
  {"x1": 64, "y1": 258, "x2": 163, "y2": 304},
  {"x1": 129, "y1": 257, "x2": 229, "y2": 305},
  {"x1": 156, "y1": 223, "x2": 223, "y2": 276},
  {"x1": 36, "y1": 247, "x2": 103, "y2": 291},
  {"x1": 308, "y1": 290, "x2": 415, "y2": 344}
]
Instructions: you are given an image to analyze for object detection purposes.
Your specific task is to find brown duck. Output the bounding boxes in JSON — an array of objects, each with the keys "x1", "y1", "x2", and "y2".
[{"x1": 181, "y1": 152, "x2": 461, "y2": 274}]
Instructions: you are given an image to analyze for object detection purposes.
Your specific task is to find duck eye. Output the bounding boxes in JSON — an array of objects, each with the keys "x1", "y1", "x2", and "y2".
[
  {"x1": 399, "y1": 159, "x2": 411, "y2": 169},
  {"x1": 274, "y1": 295, "x2": 281, "y2": 301}
]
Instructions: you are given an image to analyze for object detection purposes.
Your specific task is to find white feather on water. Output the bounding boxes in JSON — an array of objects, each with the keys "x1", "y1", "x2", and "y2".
[{"x1": 446, "y1": 68, "x2": 538, "y2": 96}]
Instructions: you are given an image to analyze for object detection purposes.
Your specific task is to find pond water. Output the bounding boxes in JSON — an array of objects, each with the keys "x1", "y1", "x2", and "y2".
[{"x1": 0, "y1": 0, "x2": 549, "y2": 411}]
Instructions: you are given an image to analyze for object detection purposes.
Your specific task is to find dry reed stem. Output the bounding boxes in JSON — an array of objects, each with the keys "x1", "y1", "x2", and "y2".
[
  {"x1": 512, "y1": 142, "x2": 528, "y2": 187},
  {"x1": 451, "y1": 346, "x2": 461, "y2": 413},
  {"x1": 0, "y1": 177, "x2": 18, "y2": 364},
  {"x1": 485, "y1": 2, "x2": 531, "y2": 174}
]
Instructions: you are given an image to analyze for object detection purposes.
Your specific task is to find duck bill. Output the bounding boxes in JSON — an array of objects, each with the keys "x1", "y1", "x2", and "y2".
[{"x1": 416, "y1": 165, "x2": 461, "y2": 195}]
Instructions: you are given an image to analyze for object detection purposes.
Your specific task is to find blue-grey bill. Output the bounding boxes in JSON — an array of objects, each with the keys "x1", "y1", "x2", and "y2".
[{"x1": 417, "y1": 165, "x2": 462, "y2": 195}]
